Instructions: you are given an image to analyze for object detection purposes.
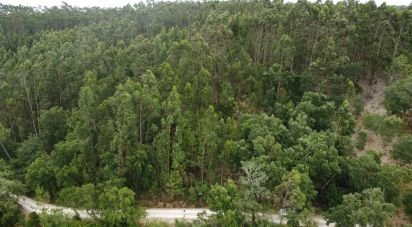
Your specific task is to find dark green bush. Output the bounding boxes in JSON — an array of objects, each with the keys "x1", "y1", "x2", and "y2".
[
  {"x1": 403, "y1": 192, "x2": 412, "y2": 216},
  {"x1": 25, "y1": 212, "x2": 41, "y2": 227},
  {"x1": 352, "y1": 95, "x2": 365, "y2": 116},
  {"x1": 392, "y1": 135, "x2": 412, "y2": 163},
  {"x1": 356, "y1": 130, "x2": 368, "y2": 150},
  {"x1": 0, "y1": 197, "x2": 21, "y2": 227}
]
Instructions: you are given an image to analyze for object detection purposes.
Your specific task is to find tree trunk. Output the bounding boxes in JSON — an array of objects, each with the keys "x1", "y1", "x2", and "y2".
[
  {"x1": 309, "y1": 20, "x2": 320, "y2": 66},
  {"x1": 139, "y1": 103, "x2": 143, "y2": 143},
  {"x1": 201, "y1": 144, "x2": 206, "y2": 185},
  {"x1": 392, "y1": 22, "x2": 404, "y2": 61},
  {"x1": 22, "y1": 76, "x2": 39, "y2": 138},
  {"x1": 0, "y1": 142, "x2": 11, "y2": 160},
  {"x1": 167, "y1": 125, "x2": 171, "y2": 175},
  {"x1": 376, "y1": 29, "x2": 385, "y2": 58},
  {"x1": 252, "y1": 210, "x2": 256, "y2": 226},
  {"x1": 277, "y1": 81, "x2": 281, "y2": 98}
]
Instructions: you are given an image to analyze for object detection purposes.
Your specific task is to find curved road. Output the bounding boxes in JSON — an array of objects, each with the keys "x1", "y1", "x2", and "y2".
[{"x1": 16, "y1": 195, "x2": 332, "y2": 226}]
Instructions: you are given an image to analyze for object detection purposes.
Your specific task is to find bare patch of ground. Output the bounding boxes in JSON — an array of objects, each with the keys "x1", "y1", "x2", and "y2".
[
  {"x1": 353, "y1": 128, "x2": 397, "y2": 165},
  {"x1": 358, "y1": 77, "x2": 387, "y2": 115},
  {"x1": 387, "y1": 208, "x2": 411, "y2": 227},
  {"x1": 353, "y1": 77, "x2": 398, "y2": 165}
]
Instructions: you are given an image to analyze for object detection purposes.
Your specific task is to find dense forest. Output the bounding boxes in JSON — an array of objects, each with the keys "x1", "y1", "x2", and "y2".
[{"x1": 1, "y1": 0, "x2": 412, "y2": 226}]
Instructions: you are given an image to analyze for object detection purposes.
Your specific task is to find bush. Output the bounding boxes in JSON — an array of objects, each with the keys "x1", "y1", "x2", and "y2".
[
  {"x1": 363, "y1": 114, "x2": 405, "y2": 142},
  {"x1": 403, "y1": 192, "x2": 412, "y2": 216},
  {"x1": 34, "y1": 186, "x2": 50, "y2": 202},
  {"x1": 39, "y1": 210, "x2": 95, "y2": 227},
  {"x1": 352, "y1": 95, "x2": 365, "y2": 116},
  {"x1": 145, "y1": 221, "x2": 169, "y2": 227},
  {"x1": 384, "y1": 76, "x2": 412, "y2": 114},
  {"x1": 26, "y1": 212, "x2": 41, "y2": 227},
  {"x1": 392, "y1": 135, "x2": 412, "y2": 163},
  {"x1": 356, "y1": 130, "x2": 368, "y2": 150},
  {"x1": 188, "y1": 183, "x2": 209, "y2": 205},
  {"x1": 0, "y1": 197, "x2": 21, "y2": 227}
]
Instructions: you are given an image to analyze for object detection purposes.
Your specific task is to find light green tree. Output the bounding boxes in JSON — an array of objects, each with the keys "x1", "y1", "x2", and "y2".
[
  {"x1": 326, "y1": 188, "x2": 396, "y2": 227},
  {"x1": 207, "y1": 180, "x2": 244, "y2": 225},
  {"x1": 240, "y1": 159, "x2": 269, "y2": 225},
  {"x1": 274, "y1": 169, "x2": 316, "y2": 226},
  {"x1": 98, "y1": 187, "x2": 144, "y2": 226},
  {"x1": 25, "y1": 155, "x2": 57, "y2": 200}
]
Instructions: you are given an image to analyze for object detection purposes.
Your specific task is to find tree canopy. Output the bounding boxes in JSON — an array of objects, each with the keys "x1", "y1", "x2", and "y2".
[{"x1": 1, "y1": 0, "x2": 412, "y2": 226}]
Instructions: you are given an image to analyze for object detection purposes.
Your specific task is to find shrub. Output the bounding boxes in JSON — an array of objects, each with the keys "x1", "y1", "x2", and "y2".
[
  {"x1": 363, "y1": 114, "x2": 405, "y2": 142},
  {"x1": 34, "y1": 187, "x2": 50, "y2": 203},
  {"x1": 352, "y1": 95, "x2": 365, "y2": 116},
  {"x1": 384, "y1": 76, "x2": 412, "y2": 114},
  {"x1": 188, "y1": 183, "x2": 209, "y2": 205},
  {"x1": 356, "y1": 130, "x2": 368, "y2": 150},
  {"x1": 403, "y1": 192, "x2": 412, "y2": 216},
  {"x1": 26, "y1": 212, "x2": 41, "y2": 227},
  {"x1": 392, "y1": 135, "x2": 412, "y2": 163},
  {"x1": 0, "y1": 197, "x2": 21, "y2": 227}
]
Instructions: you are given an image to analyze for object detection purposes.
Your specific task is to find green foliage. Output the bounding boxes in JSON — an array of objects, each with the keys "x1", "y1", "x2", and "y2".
[
  {"x1": 274, "y1": 170, "x2": 316, "y2": 224},
  {"x1": 0, "y1": 160, "x2": 23, "y2": 226},
  {"x1": 34, "y1": 186, "x2": 51, "y2": 202},
  {"x1": 356, "y1": 130, "x2": 368, "y2": 150},
  {"x1": 25, "y1": 212, "x2": 41, "y2": 227},
  {"x1": 165, "y1": 169, "x2": 184, "y2": 199},
  {"x1": 239, "y1": 113, "x2": 286, "y2": 160},
  {"x1": 334, "y1": 100, "x2": 356, "y2": 136},
  {"x1": 1, "y1": 1, "x2": 411, "y2": 225},
  {"x1": 285, "y1": 132, "x2": 341, "y2": 192},
  {"x1": 392, "y1": 135, "x2": 412, "y2": 163},
  {"x1": 384, "y1": 76, "x2": 412, "y2": 114},
  {"x1": 38, "y1": 210, "x2": 96, "y2": 227},
  {"x1": 0, "y1": 123, "x2": 12, "y2": 160},
  {"x1": 145, "y1": 221, "x2": 170, "y2": 227},
  {"x1": 207, "y1": 180, "x2": 244, "y2": 225},
  {"x1": 0, "y1": 160, "x2": 24, "y2": 195},
  {"x1": 385, "y1": 55, "x2": 412, "y2": 83},
  {"x1": 208, "y1": 180, "x2": 239, "y2": 213},
  {"x1": 0, "y1": 196, "x2": 21, "y2": 227},
  {"x1": 13, "y1": 137, "x2": 43, "y2": 173},
  {"x1": 39, "y1": 107, "x2": 68, "y2": 152},
  {"x1": 336, "y1": 63, "x2": 365, "y2": 82},
  {"x1": 346, "y1": 154, "x2": 405, "y2": 205},
  {"x1": 57, "y1": 184, "x2": 96, "y2": 210},
  {"x1": 98, "y1": 187, "x2": 144, "y2": 226},
  {"x1": 25, "y1": 155, "x2": 57, "y2": 199},
  {"x1": 240, "y1": 159, "x2": 269, "y2": 225},
  {"x1": 295, "y1": 92, "x2": 335, "y2": 131},
  {"x1": 403, "y1": 192, "x2": 412, "y2": 216},
  {"x1": 326, "y1": 188, "x2": 396, "y2": 227},
  {"x1": 351, "y1": 95, "x2": 365, "y2": 116},
  {"x1": 363, "y1": 114, "x2": 405, "y2": 142}
]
